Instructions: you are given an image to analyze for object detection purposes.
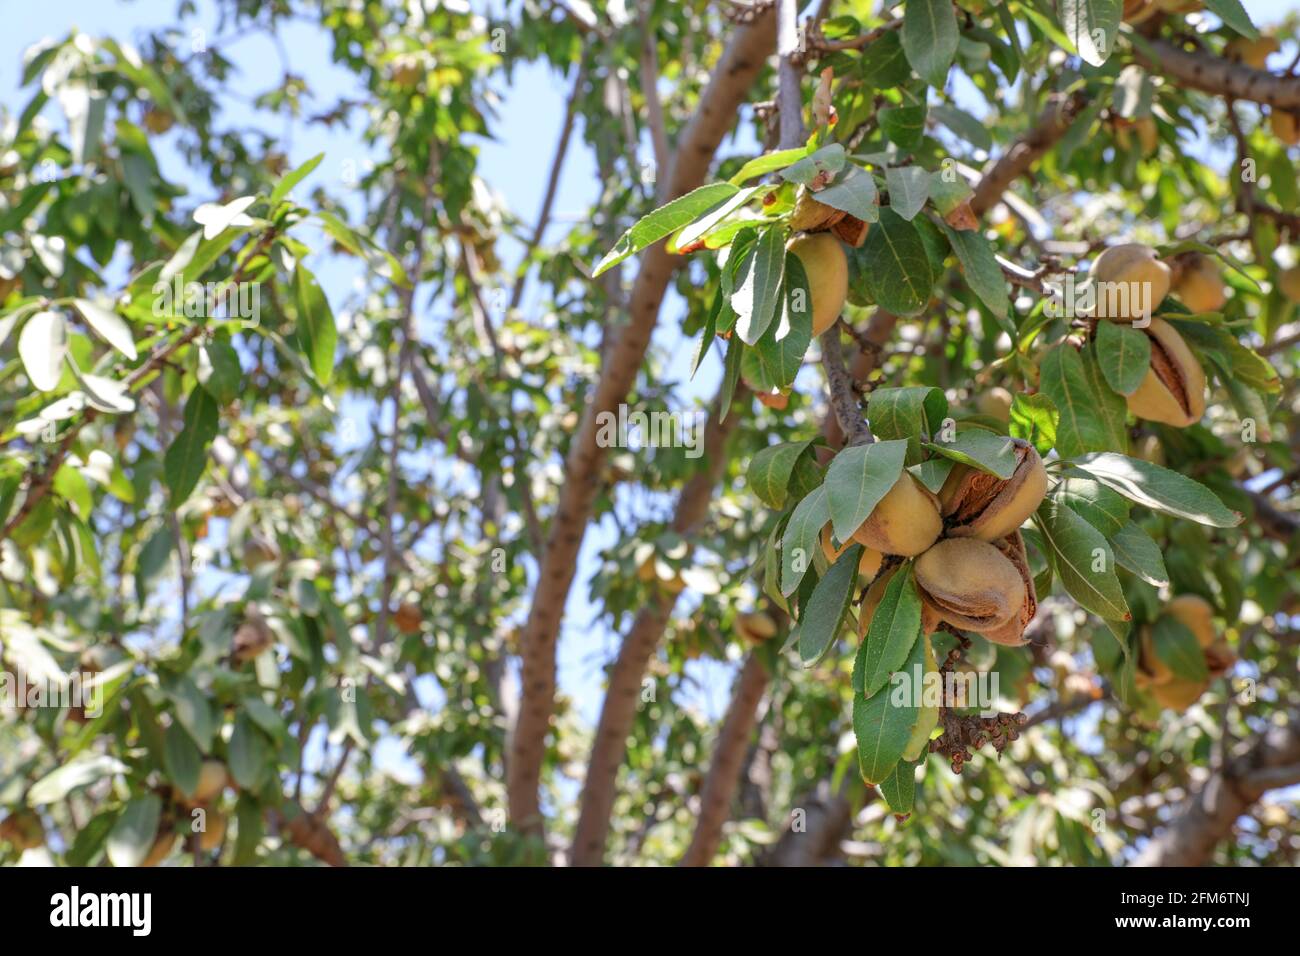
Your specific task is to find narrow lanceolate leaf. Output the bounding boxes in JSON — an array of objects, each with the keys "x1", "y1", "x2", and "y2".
[
  {"x1": 1094, "y1": 319, "x2": 1150, "y2": 396},
  {"x1": 782, "y1": 485, "x2": 830, "y2": 596},
  {"x1": 814, "y1": 165, "x2": 880, "y2": 222},
  {"x1": 1052, "y1": 476, "x2": 1129, "y2": 537},
  {"x1": 1057, "y1": 0, "x2": 1121, "y2": 67},
  {"x1": 868, "y1": 385, "x2": 947, "y2": 464},
  {"x1": 74, "y1": 298, "x2": 136, "y2": 360},
  {"x1": 798, "y1": 545, "x2": 863, "y2": 667},
  {"x1": 719, "y1": 333, "x2": 744, "y2": 423},
  {"x1": 856, "y1": 564, "x2": 923, "y2": 698},
  {"x1": 592, "y1": 182, "x2": 739, "y2": 276},
  {"x1": 878, "y1": 759, "x2": 918, "y2": 815},
  {"x1": 1074, "y1": 452, "x2": 1242, "y2": 527},
  {"x1": 749, "y1": 439, "x2": 816, "y2": 509},
  {"x1": 1009, "y1": 392, "x2": 1059, "y2": 457},
  {"x1": 740, "y1": 253, "x2": 813, "y2": 390},
  {"x1": 164, "y1": 387, "x2": 220, "y2": 504},
  {"x1": 293, "y1": 264, "x2": 338, "y2": 386},
  {"x1": 940, "y1": 223, "x2": 1010, "y2": 321},
  {"x1": 885, "y1": 166, "x2": 930, "y2": 221},
  {"x1": 671, "y1": 186, "x2": 759, "y2": 252},
  {"x1": 901, "y1": 0, "x2": 959, "y2": 87},
  {"x1": 18, "y1": 310, "x2": 68, "y2": 392},
  {"x1": 930, "y1": 103, "x2": 993, "y2": 152},
  {"x1": 269, "y1": 151, "x2": 324, "y2": 205},
  {"x1": 1152, "y1": 615, "x2": 1210, "y2": 682},
  {"x1": 825, "y1": 439, "x2": 908, "y2": 543},
  {"x1": 733, "y1": 224, "x2": 786, "y2": 346},
  {"x1": 729, "y1": 147, "x2": 811, "y2": 186},
  {"x1": 1203, "y1": 0, "x2": 1258, "y2": 40},
  {"x1": 1038, "y1": 342, "x2": 1126, "y2": 458},
  {"x1": 859, "y1": 208, "x2": 934, "y2": 316},
  {"x1": 1110, "y1": 520, "x2": 1169, "y2": 587},
  {"x1": 1036, "y1": 498, "x2": 1131, "y2": 622},
  {"x1": 924, "y1": 429, "x2": 1019, "y2": 479},
  {"x1": 854, "y1": 628, "x2": 926, "y2": 784}
]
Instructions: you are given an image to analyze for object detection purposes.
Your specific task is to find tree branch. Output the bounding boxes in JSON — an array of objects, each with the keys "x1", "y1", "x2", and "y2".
[
  {"x1": 1132, "y1": 718, "x2": 1300, "y2": 866},
  {"x1": 678, "y1": 653, "x2": 771, "y2": 866},
  {"x1": 507, "y1": 6, "x2": 777, "y2": 839},
  {"x1": 1138, "y1": 38, "x2": 1300, "y2": 110},
  {"x1": 969, "y1": 91, "x2": 1089, "y2": 219}
]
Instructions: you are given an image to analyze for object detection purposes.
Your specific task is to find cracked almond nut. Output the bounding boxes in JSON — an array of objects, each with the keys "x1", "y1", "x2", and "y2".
[
  {"x1": 914, "y1": 537, "x2": 1026, "y2": 637},
  {"x1": 851, "y1": 473, "x2": 943, "y2": 557},
  {"x1": 789, "y1": 188, "x2": 846, "y2": 234},
  {"x1": 1126, "y1": 317, "x2": 1207, "y2": 427},
  {"x1": 980, "y1": 532, "x2": 1038, "y2": 646},
  {"x1": 1092, "y1": 243, "x2": 1172, "y2": 321},
  {"x1": 786, "y1": 232, "x2": 848, "y2": 337},
  {"x1": 938, "y1": 439, "x2": 1047, "y2": 542}
]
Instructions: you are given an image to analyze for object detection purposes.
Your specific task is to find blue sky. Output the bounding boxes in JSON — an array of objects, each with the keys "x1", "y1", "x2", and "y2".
[{"x1": 4, "y1": 0, "x2": 1297, "y2": 787}]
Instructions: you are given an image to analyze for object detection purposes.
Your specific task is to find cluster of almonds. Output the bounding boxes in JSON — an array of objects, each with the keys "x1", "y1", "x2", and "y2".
[
  {"x1": 1134, "y1": 594, "x2": 1236, "y2": 712},
  {"x1": 1090, "y1": 243, "x2": 1212, "y2": 428},
  {"x1": 822, "y1": 437, "x2": 1048, "y2": 648}
]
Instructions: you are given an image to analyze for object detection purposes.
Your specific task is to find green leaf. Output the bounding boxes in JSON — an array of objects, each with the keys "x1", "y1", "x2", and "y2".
[
  {"x1": 163, "y1": 722, "x2": 201, "y2": 797},
  {"x1": 930, "y1": 102, "x2": 993, "y2": 152},
  {"x1": 740, "y1": 252, "x2": 813, "y2": 389},
  {"x1": 901, "y1": 0, "x2": 959, "y2": 87},
  {"x1": 859, "y1": 207, "x2": 934, "y2": 315},
  {"x1": 66, "y1": 810, "x2": 117, "y2": 867},
  {"x1": 732, "y1": 224, "x2": 787, "y2": 345},
  {"x1": 860, "y1": 31, "x2": 914, "y2": 88},
  {"x1": 940, "y1": 223, "x2": 1010, "y2": 321},
  {"x1": 1152, "y1": 614, "x2": 1209, "y2": 682},
  {"x1": 107, "y1": 794, "x2": 162, "y2": 868},
  {"x1": 593, "y1": 183, "x2": 739, "y2": 276},
  {"x1": 778, "y1": 144, "x2": 847, "y2": 187},
  {"x1": 1036, "y1": 498, "x2": 1131, "y2": 622},
  {"x1": 198, "y1": 339, "x2": 242, "y2": 406},
  {"x1": 885, "y1": 166, "x2": 930, "y2": 221},
  {"x1": 1057, "y1": 0, "x2": 1121, "y2": 67},
  {"x1": 269, "y1": 151, "x2": 324, "y2": 205},
  {"x1": 878, "y1": 759, "x2": 918, "y2": 814},
  {"x1": 164, "y1": 675, "x2": 215, "y2": 752},
  {"x1": 798, "y1": 544, "x2": 863, "y2": 666},
  {"x1": 164, "y1": 386, "x2": 220, "y2": 503},
  {"x1": 782, "y1": 485, "x2": 830, "y2": 596},
  {"x1": 1009, "y1": 392, "x2": 1059, "y2": 457},
  {"x1": 228, "y1": 712, "x2": 272, "y2": 791},
  {"x1": 1073, "y1": 452, "x2": 1242, "y2": 528},
  {"x1": 74, "y1": 298, "x2": 136, "y2": 360},
  {"x1": 1094, "y1": 319, "x2": 1151, "y2": 396},
  {"x1": 293, "y1": 263, "x2": 338, "y2": 386},
  {"x1": 749, "y1": 439, "x2": 816, "y2": 509},
  {"x1": 855, "y1": 564, "x2": 923, "y2": 698},
  {"x1": 868, "y1": 385, "x2": 948, "y2": 464},
  {"x1": 1109, "y1": 520, "x2": 1169, "y2": 587},
  {"x1": 719, "y1": 333, "x2": 744, "y2": 423},
  {"x1": 18, "y1": 309, "x2": 68, "y2": 392},
  {"x1": 1203, "y1": 0, "x2": 1258, "y2": 40},
  {"x1": 815, "y1": 165, "x2": 880, "y2": 222},
  {"x1": 854, "y1": 625, "x2": 926, "y2": 784},
  {"x1": 1038, "y1": 342, "x2": 1127, "y2": 458},
  {"x1": 825, "y1": 439, "x2": 908, "y2": 543},
  {"x1": 1052, "y1": 476, "x2": 1129, "y2": 537},
  {"x1": 879, "y1": 105, "x2": 927, "y2": 152},
  {"x1": 925, "y1": 429, "x2": 1019, "y2": 479},
  {"x1": 728, "y1": 148, "x2": 811, "y2": 186},
  {"x1": 671, "y1": 186, "x2": 759, "y2": 252},
  {"x1": 28, "y1": 754, "x2": 127, "y2": 805}
]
